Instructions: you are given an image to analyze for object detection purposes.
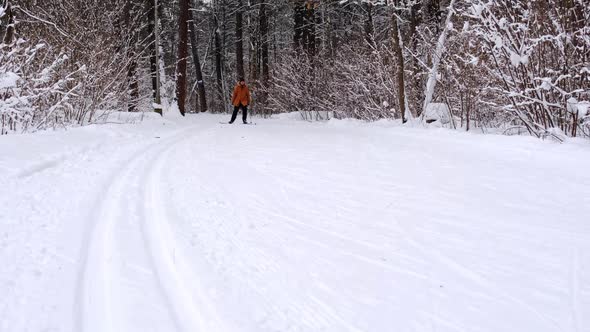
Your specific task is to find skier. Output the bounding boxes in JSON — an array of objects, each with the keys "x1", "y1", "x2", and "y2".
[{"x1": 229, "y1": 78, "x2": 252, "y2": 124}]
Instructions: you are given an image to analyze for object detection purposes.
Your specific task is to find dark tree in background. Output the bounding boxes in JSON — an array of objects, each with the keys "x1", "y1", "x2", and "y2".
[
  {"x1": 248, "y1": 0, "x2": 260, "y2": 84},
  {"x1": 258, "y1": 0, "x2": 269, "y2": 115},
  {"x1": 293, "y1": 1, "x2": 304, "y2": 52},
  {"x1": 145, "y1": 0, "x2": 159, "y2": 103},
  {"x1": 0, "y1": 0, "x2": 14, "y2": 44},
  {"x1": 391, "y1": 1, "x2": 408, "y2": 123},
  {"x1": 122, "y1": 0, "x2": 142, "y2": 112},
  {"x1": 235, "y1": 0, "x2": 245, "y2": 80},
  {"x1": 302, "y1": 1, "x2": 317, "y2": 57},
  {"x1": 190, "y1": 0, "x2": 207, "y2": 113},
  {"x1": 213, "y1": 0, "x2": 225, "y2": 111},
  {"x1": 176, "y1": 0, "x2": 190, "y2": 116}
]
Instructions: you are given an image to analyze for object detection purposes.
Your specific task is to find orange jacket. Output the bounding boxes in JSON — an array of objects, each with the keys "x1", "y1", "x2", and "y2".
[{"x1": 232, "y1": 84, "x2": 251, "y2": 107}]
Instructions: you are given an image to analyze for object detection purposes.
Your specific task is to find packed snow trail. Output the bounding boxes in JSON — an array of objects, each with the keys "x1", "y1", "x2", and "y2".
[
  {"x1": 1, "y1": 113, "x2": 589, "y2": 332},
  {"x1": 77, "y1": 124, "x2": 229, "y2": 332}
]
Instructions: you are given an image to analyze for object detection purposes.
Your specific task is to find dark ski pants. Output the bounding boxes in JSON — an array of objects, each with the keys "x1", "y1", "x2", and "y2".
[{"x1": 230, "y1": 104, "x2": 248, "y2": 123}]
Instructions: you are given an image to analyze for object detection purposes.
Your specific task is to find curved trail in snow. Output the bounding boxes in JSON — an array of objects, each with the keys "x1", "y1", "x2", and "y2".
[
  {"x1": 2, "y1": 113, "x2": 589, "y2": 332},
  {"x1": 75, "y1": 124, "x2": 222, "y2": 332},
  {"x1": 142, "y1": 127, "x2": 230, "y2": 332}
]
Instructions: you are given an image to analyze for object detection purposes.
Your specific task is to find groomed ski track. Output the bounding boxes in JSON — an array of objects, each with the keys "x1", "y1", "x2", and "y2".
[{"x1": 0, "y1": 113, "x2": 589, "y2": 332}]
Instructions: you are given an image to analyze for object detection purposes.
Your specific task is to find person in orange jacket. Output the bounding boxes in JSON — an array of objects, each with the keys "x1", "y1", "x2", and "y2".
[{"x1": 229, "y1": 78, "x2": 252, "y2": 124}]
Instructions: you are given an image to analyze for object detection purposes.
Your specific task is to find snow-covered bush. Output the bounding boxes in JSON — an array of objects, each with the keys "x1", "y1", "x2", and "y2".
[
  {"x1": 0, "y1": 0, "x2": 153, "y2": 134},
  {"x1": 262, "y1": 0, "x2": 589, "y2": 139},
  {"x1": 0, "y1": 40, "x2": 80, "y2": 134},
  {"x1": 455, "y1": 0, "x2": 590, "y2": 138},
  {"x1": 268, "y1": 44, "x2": 398, "y2": 122}
]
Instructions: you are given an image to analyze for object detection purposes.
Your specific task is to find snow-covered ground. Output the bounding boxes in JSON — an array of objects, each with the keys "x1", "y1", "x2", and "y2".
[{"x1": 1, "y1": 113, "x2": 589, "y2": 332}]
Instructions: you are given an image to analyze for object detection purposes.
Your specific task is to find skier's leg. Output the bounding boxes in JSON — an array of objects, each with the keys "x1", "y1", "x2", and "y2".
[
  {"x1": 229, "y1": 106, "x2": 239, "y2": 123},
  {"x1": 242, "y1": 105, "x2": 248, "y2": 123}
]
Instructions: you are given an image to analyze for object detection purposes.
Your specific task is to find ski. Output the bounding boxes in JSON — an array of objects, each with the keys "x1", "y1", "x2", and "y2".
[{"x1": 219, "y1": 121, "x2": 257, "y2": 125}]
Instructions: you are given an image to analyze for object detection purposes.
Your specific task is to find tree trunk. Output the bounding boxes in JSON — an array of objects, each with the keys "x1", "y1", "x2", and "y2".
[
  {"x1": 294, "y1": 1, "x2": 304, "y2": 52},
  {"x1": 303, "y1": 1, "x2": 316, "y2": 56},
  {"x1": 391, "y1": 9, "x2": 408, "y2": 123},
  {"x1": 146, "y1": 0, "x2": 158, "y2": 99},
  {"x1": 364, "y1": 2, "x2": 374, "y2": 47},
  {"x1": 176, "y1": 0, "x2": 190, "y2": 116},
  {"x1": 190, "y1": 1, "x2": 207, "y2": 113},
  {"x1": 466, "y1": 90, "x2": 473, "y2": 131},
  {"x1": 127, "y1": 61, "x2": 139, "y2": 112},
  {"x1": 408, "y1": 3, "x2": 422, "y2": 116},
  {"x1": 2, "y1": 2, "x2": 14, "y2": 44},
  {"x1": 260, "y1": 2, "x2": 269, "y2": 84},
  {"x1": 248, "y1": 0, "x2": 259, "y2": 83},
  {"x1": 124, "y1": 0, "x2": 139, "y2": 112},
  {"x1": 214, "y1": 6, "x2": 224, "y2": 109},
  {"x1": 236, "y1": 0, "x2": 245, "y2": 80},
  {"x1": 256, "y1": 1, "x2": 269, "y2": 116},
  {"x1": 421, "y1": 0, "x2": 456, "y2": 119}
]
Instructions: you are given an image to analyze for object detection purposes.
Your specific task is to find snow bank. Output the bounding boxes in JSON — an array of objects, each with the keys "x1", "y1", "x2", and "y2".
[
  {"x1": 1, "y1": 113, "x2": 589, "y2": 332},
  {"x1": 0, "y1": 72, "x2": 20, "y2": 89},
  {"x1": 102, "y1": 111, "x2": 165, "y2": 124},
  {"x1": 568, "y1": 98, "x2": 590, "y2": 116},
  {"x1": 423, "y1": 102, "x2": 452, "y2": 124}
]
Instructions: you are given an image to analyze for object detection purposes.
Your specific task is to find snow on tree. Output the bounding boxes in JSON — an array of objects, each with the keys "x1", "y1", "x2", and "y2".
[{"x1": 6, "y1": 0, "x2": 590, "y2": 138}]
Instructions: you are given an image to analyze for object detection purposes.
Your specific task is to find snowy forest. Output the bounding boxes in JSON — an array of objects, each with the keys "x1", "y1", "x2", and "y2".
[
  {"x1": 2, "y1": 0, "x2": 589, "y2": 138},
  {"x1": 3, "y1": 1, "x2": 590, "y2": 331}
]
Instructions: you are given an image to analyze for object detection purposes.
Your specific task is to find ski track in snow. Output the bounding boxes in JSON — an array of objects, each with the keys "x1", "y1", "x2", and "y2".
[
  {"x1": 76, "y1": 124, "x2": 229, "y2": 332},
  {"x1": 1, "y1": 113, "x2": 590, "y2": 332}
]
